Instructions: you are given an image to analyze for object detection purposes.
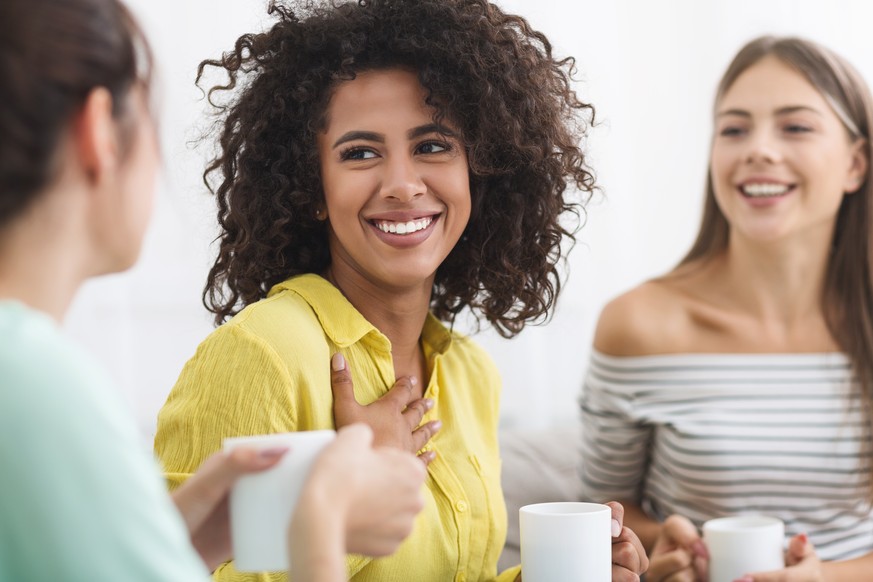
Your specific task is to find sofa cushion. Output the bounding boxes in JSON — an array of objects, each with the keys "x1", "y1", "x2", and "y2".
[{"x1": 498, "y1": 425, "x2": 583, "y2": 571}]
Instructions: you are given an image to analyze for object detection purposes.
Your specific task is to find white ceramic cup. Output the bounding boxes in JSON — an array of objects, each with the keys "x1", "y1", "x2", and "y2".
[
  {"x1": 223, "y1": 430, "x2": 336, "y2": 572},
  {"x1": 519, "y1": 502, "x2": 611, "y2": 582},
  {"x1": 703, "y1": 516, "x2": 785, "y2": 582}
]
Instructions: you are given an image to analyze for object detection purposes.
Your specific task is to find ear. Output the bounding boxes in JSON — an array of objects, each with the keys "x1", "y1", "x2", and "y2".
[
  {"x1": 75, "y1": 87, "x2": 119, "y2": 183},
  {"x1": 844, "y1": 138, "x2": 868, "y2": 194}
]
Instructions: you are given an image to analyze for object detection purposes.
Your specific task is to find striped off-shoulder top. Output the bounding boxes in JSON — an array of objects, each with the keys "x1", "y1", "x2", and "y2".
[{"x1": 579, "y1": 350, "x2": 873, "y2": 561}]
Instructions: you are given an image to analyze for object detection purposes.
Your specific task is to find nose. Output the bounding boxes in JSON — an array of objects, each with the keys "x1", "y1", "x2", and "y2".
[
  {"x1": 743, "y1": 127, "x2": 783, "y2": 165},
  {"x1": 380, "y1": 153, "x2": 426, "y2": 202}
]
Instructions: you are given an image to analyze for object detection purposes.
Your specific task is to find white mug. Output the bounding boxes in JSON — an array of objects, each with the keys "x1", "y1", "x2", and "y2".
[
  {"x1": 703, "y1": 516, "x2": 785, "y2": 582},
  {"x1": 223, "y1": 430, "x2": 335, "y2": 572},
  {"x1": 519, "y1": 502, "x2": 611, "y2": 582}
]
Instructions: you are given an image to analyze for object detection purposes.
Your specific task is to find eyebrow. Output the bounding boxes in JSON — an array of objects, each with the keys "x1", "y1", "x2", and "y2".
[
  {"x1": 332, "y1": 123, "x2": 458, "y2": 149},
  {"x1": 716, "y1": 105, "x2": 824, "y2": 118}
]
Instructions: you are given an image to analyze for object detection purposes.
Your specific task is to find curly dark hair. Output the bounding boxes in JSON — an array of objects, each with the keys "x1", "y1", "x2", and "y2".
[{"x1": 200, "y1": 0, "x2": 595, "y2": 337}]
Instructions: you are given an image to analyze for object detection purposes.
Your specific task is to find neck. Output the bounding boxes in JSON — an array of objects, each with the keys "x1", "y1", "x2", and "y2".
[
  {"x1": 0, "y1": 188, "x2": 91, "y2": 323},
  {"x1": 720, "y1": 226, "x2": 833, "y2": 325},
  {"x1": 325, "y1": 263, "x2": 431, "y2": 380}
]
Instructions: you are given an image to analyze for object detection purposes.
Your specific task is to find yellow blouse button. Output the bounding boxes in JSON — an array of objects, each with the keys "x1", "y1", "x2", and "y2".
[
  {"x1": 455, "y1": 500, "x2": 468, "y2": 512},
  {"x1": 455, "y1": 574, "x2": 466, "y2": 582}
]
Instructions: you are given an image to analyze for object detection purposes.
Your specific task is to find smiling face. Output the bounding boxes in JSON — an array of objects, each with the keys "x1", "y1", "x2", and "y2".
[
  {"x1": 710, "y1": 55, "x2": 867, "y2": 244},
  {"x1": 317, "y1": 68, "x2": 471, "y2": 293}
]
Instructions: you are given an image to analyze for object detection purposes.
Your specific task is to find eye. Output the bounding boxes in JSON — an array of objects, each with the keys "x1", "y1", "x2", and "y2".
[
  {"x1": 340, "y1": 147, "x2": 378, "y2": 161},
  {"x1": 416, "y1": 140, "x2": 451, "y2": 155},
  {"x1": 783, "y1": 123, "x2": 813, "y2": 134},
  {"x1": 718, "y1": 126, "x2": 746, "y2": 137}
]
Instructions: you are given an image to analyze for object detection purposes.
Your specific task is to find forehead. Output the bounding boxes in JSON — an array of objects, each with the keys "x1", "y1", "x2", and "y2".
[
  {"x1": 718, "y1": 56, "x2": 830, "y2": 114},
  {"x1": 323, "y1": 68, "x2": 435, "y2": 132}
]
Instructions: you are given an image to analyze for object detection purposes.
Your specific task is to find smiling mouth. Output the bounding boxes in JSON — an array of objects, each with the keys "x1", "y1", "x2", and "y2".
[
  {"x1": 740, "y1": 183, "x2": 794, "y2": 198},
  {"x1": 371, "y1": 216, "x2": 436, "y2": 235}
]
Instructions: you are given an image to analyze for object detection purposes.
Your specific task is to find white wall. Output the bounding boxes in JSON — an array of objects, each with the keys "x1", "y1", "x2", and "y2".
[{"x1": 63, "y1": 0, "x2": 873, "y2": 441}]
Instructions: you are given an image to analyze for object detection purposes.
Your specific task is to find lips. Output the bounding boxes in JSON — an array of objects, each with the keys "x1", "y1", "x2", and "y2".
[
  {"x1": 738, "y1": 181, "x2": 794, "y2": 198},
  {"x1": 372, "y1": 216, "x2": 434, "y2": 235}
]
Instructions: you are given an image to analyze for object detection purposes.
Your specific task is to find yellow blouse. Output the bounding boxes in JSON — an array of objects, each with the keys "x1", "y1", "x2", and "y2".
[{"x1": 155, "y1": 274, "x2": 520, "y2": 582}]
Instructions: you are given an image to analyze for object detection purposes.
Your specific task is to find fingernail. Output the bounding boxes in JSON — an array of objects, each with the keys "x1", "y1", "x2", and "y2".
[
  {"x1": 409, "y1": 376, "x2": 418, "y2": 386},
  {"x1": 692, "y1": 540, "x2": 710, "y2": 559},
  {"x1": 431, "y1": 420, "x2": 442, "y2": 431},
  {"x1": 798, "y1": 532, "x2": 809, "y2": 544},
  {"x1": 423, "y1": 398, "x2": 434, "y2": 410},
  {"x1": 611, "y1": 519, "x2": 621, "y2": 537},
  {"x1": 331, "y1": 353, "x2": 346, "y2": 371},
  {"x1": 258, "y1": 446, "x2": 289, "y2": 459}
]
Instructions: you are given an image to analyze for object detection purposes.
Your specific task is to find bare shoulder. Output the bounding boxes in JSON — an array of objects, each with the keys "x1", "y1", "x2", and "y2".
[{"x1": 593, "y1": 278, "x2": 692, "y2": 357}]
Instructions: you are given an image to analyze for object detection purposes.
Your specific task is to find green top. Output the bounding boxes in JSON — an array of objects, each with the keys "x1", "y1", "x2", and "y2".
[{"x1": 0, "y1": 301, "x2": 209, "y2": 582}]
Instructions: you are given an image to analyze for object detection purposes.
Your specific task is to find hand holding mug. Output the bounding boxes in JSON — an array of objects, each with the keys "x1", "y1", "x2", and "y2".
[
  {"x1": 646, "y1": 514, "x2": 709, "y2": 582},
  {"x1": 732, "y1": 533, "x2": 823, "y2": 582},
  {"x1": 606, "y1": 501, "x2": 649, "y2": 582}
]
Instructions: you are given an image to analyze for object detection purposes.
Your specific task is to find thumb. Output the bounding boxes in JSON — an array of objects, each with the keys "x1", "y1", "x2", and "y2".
[
  {"x1": 330, "y1": 353, "x2": 359, "y2": 407},
  {"x1": 787, "y1": 532, "x2": 811, "y2": 564}
]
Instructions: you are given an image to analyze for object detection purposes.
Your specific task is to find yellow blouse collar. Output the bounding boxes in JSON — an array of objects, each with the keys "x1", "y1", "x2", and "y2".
[{"x1": 268, "y1": 273, "x2": 453, "y2": 355}]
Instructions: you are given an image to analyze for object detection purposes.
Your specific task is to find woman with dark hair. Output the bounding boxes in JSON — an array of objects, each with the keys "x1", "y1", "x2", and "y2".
[
  {"x1": 0, "y1": 0, "x2": 427, "y2": 579},
  {"x1": 581, "y1": 36, "x2": 873, "y2": 581},
  {"x1": 154, "y1": 0, "x2": 648, "y2": 580}
]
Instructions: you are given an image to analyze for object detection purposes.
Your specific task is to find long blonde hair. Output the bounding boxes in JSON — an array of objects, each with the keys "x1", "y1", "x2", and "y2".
[{"x1": 682, "y1": 35, "x2": 873, "y2": 491}]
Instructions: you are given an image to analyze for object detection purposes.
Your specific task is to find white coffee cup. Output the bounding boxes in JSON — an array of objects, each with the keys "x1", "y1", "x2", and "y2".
[
  {"x1": 519, "y1": 502, "x2": 611, "y2": 582},
  {"x1": 703, "y1": 516, "x2": 785, "y2": 582},
  {"x1": 223, "y1": 430, "x2": 335, "y2": 572}
]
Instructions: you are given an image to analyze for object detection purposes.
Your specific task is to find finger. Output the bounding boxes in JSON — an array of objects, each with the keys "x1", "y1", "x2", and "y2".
[
  {"x1": 647, "y1": 548, "x2": 693, "y2": 581},
  {"x1": 663, "y1": 571, "x2": 696, "y2": 582},
  {"x1": 418, "y1": 449, "x2": 436, "y2": 465},
  {"x1": 402, "y1": 397, "x2": 434, "y2": 429},
  {"x1": 610, "y1": 565, "x2": 642, "y2": 582},
  {"x1": 378, "y1": 447, "x2": 428, "y2": 481},
  {"x1": 174, "y1": 446, "x2": 287, "y2": 530},
  {"x1": 329, "y1": 352, "x2": 359, "y2": 407},
  {"x1": 611, "y1": 540, "x2": 642, "y2": 575},
  {"x1": 605, "y1": 501, "x2": 625, "y2": 537},
  {"x1": 335, "y1": 423, "x2": 374, "y2": 448},
  {"x1": 380, "y1": 375, "x2": 417, "y2": 410},
  {"x1": 786, "y1": 532, "x2": 811, "y2": 564},
  {"x1": 614, "y1": 525, "x2": 649, "y2": 574},
  {"x1": 662, "y1": 514, "x2": 708, "y2": 559},
  {"x1": 411, "y1": 420, "x2": 442, "y2": 451},
  {"x1": 198, "y1": 446, "x2": 288, "y2": 494}
]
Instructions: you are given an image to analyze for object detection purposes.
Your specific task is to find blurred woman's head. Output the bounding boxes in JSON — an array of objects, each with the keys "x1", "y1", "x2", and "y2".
[
  {"x1": 0, "y1": 0, "x2": 156, "y2": 272},
  {"x1": 686, "y1": 35, "x2": 871, "y2": 261}
]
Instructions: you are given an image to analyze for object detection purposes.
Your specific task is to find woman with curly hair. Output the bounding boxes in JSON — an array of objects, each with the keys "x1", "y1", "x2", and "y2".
[{"x1": 155, "y1": 0, "x2": 648, "y2": 580}]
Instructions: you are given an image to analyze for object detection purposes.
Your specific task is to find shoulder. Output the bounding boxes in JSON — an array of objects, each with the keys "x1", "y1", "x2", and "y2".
[
  {"x1": 0, "y1": 306, "x2": 111, "y2": 420},
  {"x1": 441, "y1": 331, "x2": 502, "y2": 396},
  {"x1": 593, "y1": 278, "x2": 693, "y2": 357},
  {"x1": 198, "y1": 288, "x2": 330, "y2": 364},
  {"x1": 450, "y1": 332, "x2": 499, "y2": 370}
]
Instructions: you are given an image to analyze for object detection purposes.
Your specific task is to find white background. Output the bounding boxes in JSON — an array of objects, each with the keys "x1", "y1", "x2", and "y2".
[{"x1": 63, "y1": 0, "x2": 873, "y2": 441}]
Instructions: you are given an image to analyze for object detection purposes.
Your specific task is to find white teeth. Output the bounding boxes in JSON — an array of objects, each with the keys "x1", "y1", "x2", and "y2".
[
  {"x1": 742, "y1": 183, "x2": 790, "y2": 197},
  {"x1": 374, "y1": 216, "x2": 434, "y2": 235}
]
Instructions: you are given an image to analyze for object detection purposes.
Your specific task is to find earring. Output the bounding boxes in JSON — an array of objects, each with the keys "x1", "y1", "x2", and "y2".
[{"x1": 316, "y1": 208, "x2": 327, "y2": 221}]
